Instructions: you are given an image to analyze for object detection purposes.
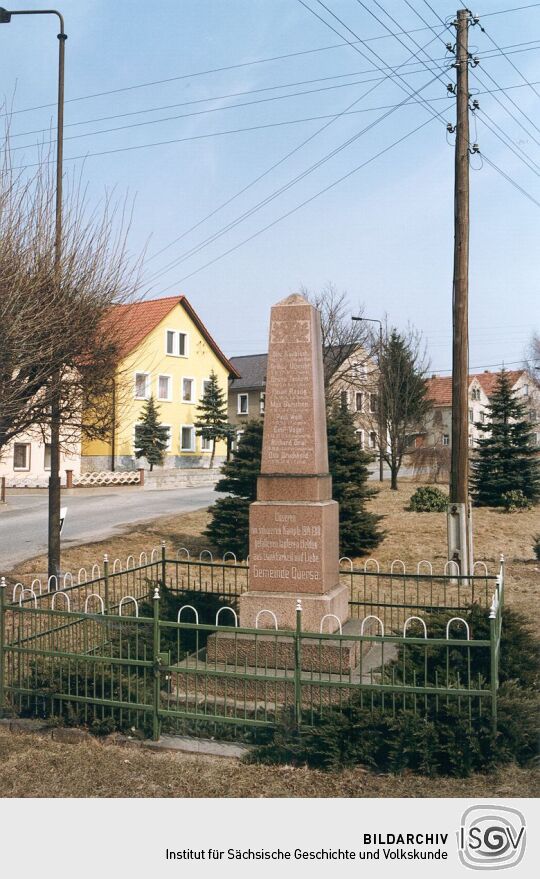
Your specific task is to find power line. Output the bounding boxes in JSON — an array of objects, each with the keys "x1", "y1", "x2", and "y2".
[
  {"x1": 144, "y1": 22, "x2": 450, "y2": 269},
  {"x1": 10, "y1": 41, "x2": 538, "y2": 142},
  {"x1": 144, "y1": 71, "x2": 444, "y2": 285},
  {"x1": 480, "y1": 23, "x2": 540, "y2": 99},
  {"x1": 8, "y1": 63, "x2": 454, "y2": 154},
  {"x1": 155, "y1": 117, "x2": 436, "y2": 291},
  {"x1": 480, "y1": 3, "x2": 540, "y2": 17},
  {"x1": 0, "y1": 23, "x2": 473, "y2": 120},
  {"x1": 433, "y1": 359, "x2": 526, "y2": 373}
]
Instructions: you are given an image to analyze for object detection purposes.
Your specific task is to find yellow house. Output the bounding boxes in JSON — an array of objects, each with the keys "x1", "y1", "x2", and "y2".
[{"x1": 81, "y1": 295, "x2": 239, "y2": 471}]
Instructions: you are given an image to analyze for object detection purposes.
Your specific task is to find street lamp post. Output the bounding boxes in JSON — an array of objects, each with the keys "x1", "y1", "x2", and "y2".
[
  {"x1": 352, "y1": 316, "x2": 384, "y2": 482},
  {"x1": 1, "y1": 8, "x2": 66, "y2": 581}
]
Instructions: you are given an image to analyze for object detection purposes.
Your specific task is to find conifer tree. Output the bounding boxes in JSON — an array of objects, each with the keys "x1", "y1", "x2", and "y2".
[
  {"x1": 194, "y1": 370, "x2": 234, "y2": 468},
  {"x1": 204, "y1": 419, "x2": 263, "y2": 558},
  {"x1": 134, "y1": 396, "x2": 169, "y2": 471},
  {"x1": 470, "y1": 370, "x2": 540, "y2": 507},
  {"x1": 327, "y1": 404, "x2": 384, "y2": 554},
  {"x1": 205, "y1": 411, "x2": 384, "y2": 558}
]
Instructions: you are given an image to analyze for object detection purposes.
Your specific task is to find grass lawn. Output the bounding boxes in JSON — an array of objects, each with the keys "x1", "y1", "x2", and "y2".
[
  {"x1": 3, "y1": 479, "x2": 539, "y2": 798},
  {"x1": 0, "y1": 727, "x2": 538, "y2": 798}
]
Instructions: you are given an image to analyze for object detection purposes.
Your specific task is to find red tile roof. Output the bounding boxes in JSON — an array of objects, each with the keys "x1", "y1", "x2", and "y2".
[
  {"x1": 107, "y1": 295, "x2": 240, "y2": 377},
  {"x1": 426, "y1": 370, "x2": 525, "y2": 406}
]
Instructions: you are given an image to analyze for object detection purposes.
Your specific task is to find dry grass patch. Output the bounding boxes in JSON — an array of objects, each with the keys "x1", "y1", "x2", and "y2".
[{"x1": 0, "y1": 728, "x2": 537, "y2": 799}]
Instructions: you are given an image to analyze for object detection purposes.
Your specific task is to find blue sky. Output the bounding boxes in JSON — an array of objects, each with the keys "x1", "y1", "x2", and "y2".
[{"x1": 1, "y1": 0, "x2": 538, "y2": 372}]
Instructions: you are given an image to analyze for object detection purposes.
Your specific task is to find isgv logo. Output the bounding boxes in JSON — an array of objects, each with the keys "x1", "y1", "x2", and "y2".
[{"x1": 458, "y1": 805, "x2": 526, "y2": 870}]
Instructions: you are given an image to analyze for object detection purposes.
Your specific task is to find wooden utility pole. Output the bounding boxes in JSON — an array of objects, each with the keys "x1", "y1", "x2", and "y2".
[{"x1": 448, "y1": 8, "x2": 473, "y2": 574}]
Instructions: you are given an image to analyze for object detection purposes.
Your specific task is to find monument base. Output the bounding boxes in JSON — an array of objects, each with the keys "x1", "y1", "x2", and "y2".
[{"x1": 239, "y1": 582, "x2": 349, "y2": 633}]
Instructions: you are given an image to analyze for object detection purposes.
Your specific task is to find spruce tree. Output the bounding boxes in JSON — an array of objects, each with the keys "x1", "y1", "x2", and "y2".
[
  {"x1": 134, "y1": 396, "x2": 170, "y2": 471},
  {"x1": 327, "y1": 404, "x2": 384, "y2": 555},
  {"x1": 194, "y1": 370, "x2": 234, "y2": 468},
  {"x1": 204, "y1": 419, "x2": 263, "y2": 559},
  {"x1": 470, "y1": 370, "x2": 540, "y2": 507},
  {"x1": 205, "y1": 411, "x2": 384, "y2": 558}
]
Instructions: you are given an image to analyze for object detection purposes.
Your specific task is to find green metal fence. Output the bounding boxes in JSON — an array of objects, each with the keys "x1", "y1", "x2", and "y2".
[{"x1": 0, "y1": 551, "x2": 504, "y2": 740}]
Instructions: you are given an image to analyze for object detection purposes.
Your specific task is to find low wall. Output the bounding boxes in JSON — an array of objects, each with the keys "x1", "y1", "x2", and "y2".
[{"x1": 143, "y1": 469, "x2": 221, "y2": 490}]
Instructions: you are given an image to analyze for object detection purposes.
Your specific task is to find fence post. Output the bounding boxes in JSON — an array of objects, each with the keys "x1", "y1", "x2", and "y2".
[
  {"x1": 103, "y1": 554, "x2": 110, "y2": 614},
  {"x1": 0, "y1": 577, "x2": 5, "y2": 717},
  {"x1": 152, "y1": 586, "x2": 161, "y2": 741},
  {"x1": 489, "y1": 602, "x2": 498, "y2": 738},
  {"x1": 294, "y1": 600, "x2": 302, "y2": 732},
  {"x1": 161, "y1": 540, "x2": 167, "y2": 589},
  {"x1": 498, "y1": 553, "x2": 505, "y2": 611}
]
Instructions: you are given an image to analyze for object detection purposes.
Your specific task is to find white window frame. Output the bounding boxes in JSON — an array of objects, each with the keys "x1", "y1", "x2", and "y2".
[
  {"x1": 164, "y1": 328, "x2": 189, "y2": 358},
  {"x1": 181, "y1": 377, "x2": 195, "y2": 404},
  {"x1": 442, "y1": 434, "x2": 450, "y2": 447},
  {"x1": 180, "y1": 424, "x2": 195, "y2": 452},
  {"x1": 355, "y1": 428, "x2": 364, "y2": 449},
  {"x1": 259, "y1": 392, "x2": 265, "y2": 415},
  {"x1": 157, "y1": 374, "x2": 172, "y2": 402},
  {"x1": 369, "y1": 431, "x2": 377, "y2": 449},
  {"x1": 13, "y1": 442, "x2": 31, "y2": 471},
  {"x1": 200, "y1": 434, "x2": 212, "y2": 452},
  {"x1": 237, "y1": 393, "x2": 249, "y2": 415},
  {"x1": 355, "y1": 391, "x2": 363, "y2": 413},
  {"x1": 370, "y1": 393, "x2": 378, "y2": 414},
  {"x1": 44, "y1": 443, "x2": 52, "y2": 470},
  {"x1": 134, "y1": 371, "x2": 150, "y2": 400},
  {"x1": 469, "y1": 408, "x2": 474, "y2": 423}
]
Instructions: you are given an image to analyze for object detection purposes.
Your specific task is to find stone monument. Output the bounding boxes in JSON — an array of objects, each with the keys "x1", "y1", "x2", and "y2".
[{"x1": 239, "y1": 293, "x2": 349, "y2": 633}]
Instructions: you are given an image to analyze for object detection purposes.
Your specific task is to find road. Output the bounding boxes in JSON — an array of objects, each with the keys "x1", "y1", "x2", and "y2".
[{"x1": 0, "y1": 486, "x2": 219, "y2": 572}]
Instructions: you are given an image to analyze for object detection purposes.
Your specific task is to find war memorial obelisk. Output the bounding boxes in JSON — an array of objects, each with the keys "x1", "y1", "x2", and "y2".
[{"x1": 239, "y1": 293, "x2": 349, "y2": 633}]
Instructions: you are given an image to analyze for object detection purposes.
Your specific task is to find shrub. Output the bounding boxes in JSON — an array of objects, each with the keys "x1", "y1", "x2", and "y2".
[
  {"x1": 533, "y1": 535, "x2": 540, "y2": 561},
  {"x1": 501, "y1": 489, "x2": 532, "y2": 513},
  {"x1": 248, "y1": 607, "x2": 539, "y2": 776},
  {"x1": 408, "y1": 485, "x2": 448, "y2": 512}
]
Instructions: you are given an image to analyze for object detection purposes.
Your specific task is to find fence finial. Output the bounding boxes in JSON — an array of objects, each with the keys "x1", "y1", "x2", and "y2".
[
  {"x1": 103, "y1": 553, "x2": 109, "y2": 563},
  {"x1": 296, "y1": 599, "x2": 302, "y2": 612},
  {"x1": 153, "y1": 586, "x2": 160, "y2": 601},
  {"x1": 0, "y1": 576, "x2": 6, "y2": 589}
]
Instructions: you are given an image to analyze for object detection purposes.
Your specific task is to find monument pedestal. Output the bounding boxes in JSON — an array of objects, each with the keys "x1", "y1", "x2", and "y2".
[{"x1": 239, "y1": 582, "x2": 349, "y2": 633}]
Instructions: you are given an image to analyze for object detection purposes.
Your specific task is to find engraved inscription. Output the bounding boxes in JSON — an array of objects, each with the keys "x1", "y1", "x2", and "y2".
[
  {"x1": 264, "y1": 339, "x2": 315, "y2": 469},
  {"x1": 270, "y1": 318, "x2": 310, "y2": 345},
  {"x1": 251, "y1": 511, "x2": 321, "y2": 582}
]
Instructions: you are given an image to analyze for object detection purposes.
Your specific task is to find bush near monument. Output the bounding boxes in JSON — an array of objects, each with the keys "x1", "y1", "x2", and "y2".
[
  {"x1": 408, "y1": 485, "x2": 448, "y2": 513},
  {"x1": 470, "y1": 369, "x2": 540, "y2": 508},
  {"x1": 248, "y1": 607, "x2": 539, "y2": 776},
  {"x1": 205, "y1": 411, "x2": 383, "y2": 558}
]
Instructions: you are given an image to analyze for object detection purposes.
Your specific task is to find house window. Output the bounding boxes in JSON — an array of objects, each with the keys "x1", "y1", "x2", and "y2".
[
  {"x1": 529, "y1": 410, "x2": 536, "y2": 422},
  {"x1": 340, "y1": 390, "x2": 349, "y2": 410},
  {"x1": 13, "y1": 443, "x2": 30, "y2": 471},
  {"x1": 180, "y1": 426, "x2": 195, "y2": 452},
  {"x1": 44, "y1": 443, "x2": 52, "y2": 470},
  {"x1": 202, "y1": 379, "x2": 212, "y2": 396},
  {"x1": 469, "y1": 408, "x2": 474, "y2": 423},
  {"x1": 201, "y1": 435, "x2": 212, "y2": 452},
  {"x1": 468, "y1": 435, "x2": 474, "y2": 447},
  {"x1": 471, "y1": 387, "x2": 480, "y2": 401},
  {"x1": 162, "y1": 425, "x2": 172, "y2": 452},
  {"x1": 523, "y1": 384, "x2": 529, "y2": 397},
  {"x1": 157, "y1": 375, "x2": 172, "y2": 401},
  {"x1": 238, "y1": 393, "x2": 249, "y2": 415},
  {"x1": 182, "y1": 378, "x2": 194, "y2": 403},
  {"x1": 165, "y1": 330, "x2": 188, "y2": 357},
  {"x1": 355, "y1": 392, "x2": 363, "y2": 412},
  {"x1": 356, "y1": 429, "x2": 364, "y2": 449},
  {"x1": 369, "y1": 431, "x2": 377, "y2": 449},
  {"x1": 260, "y1": 392, "x2": 265, "y2": 415},
  {"x1": 370, "y1": 393, "x2": 378, "y2": 414},
  {"x1": 442, "y1": 434, "x2": 450, "y2": 446},
  {"x1": 134, "y1": 372, "x2": 150, "y2": 399},
  {"x1": 480, "y1": 411, "x2": 486, "y2": 423}
]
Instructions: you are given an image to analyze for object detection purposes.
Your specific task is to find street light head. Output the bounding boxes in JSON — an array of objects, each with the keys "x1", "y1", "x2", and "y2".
[{"x1": 0, "y1": 8, "x2": 12, "y2": 23}]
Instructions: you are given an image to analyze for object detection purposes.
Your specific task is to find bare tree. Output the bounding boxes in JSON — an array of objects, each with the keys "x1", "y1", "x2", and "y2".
[
  {"x1": 365, "y1": 325, "x2": 432, "y2": 490},
  {"x1": 524, "y1": 331, "x2": 540, "y2": 380},
  {"x1": 300, "y1": 283, "x2": 373, "y2": 402},
  {"x1": 0, "y1": 130, "x2": 143, "y2": 572}
]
